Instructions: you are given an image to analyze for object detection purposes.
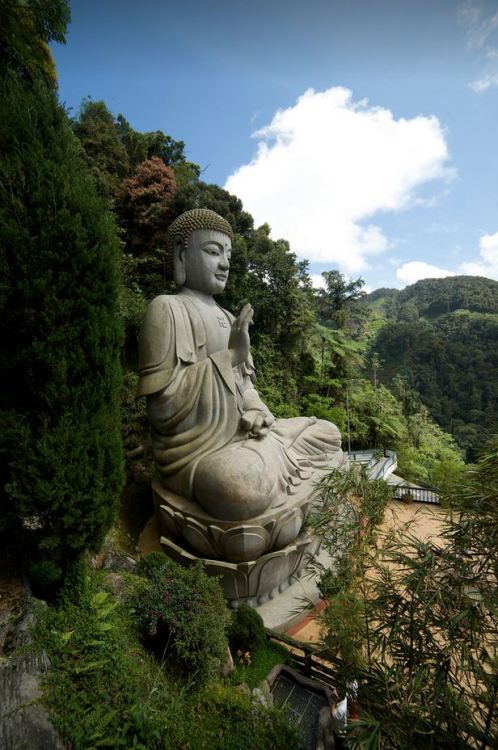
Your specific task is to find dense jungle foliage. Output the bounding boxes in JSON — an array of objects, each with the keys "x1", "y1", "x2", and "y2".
[
  {"x1": 0, "y1": 71, "x2": 124, "y2": 583},
  {"x1": 34, "y1": 559, "x2": 299, "y2": 750},
  {"x1": 368, "y1": 277, "x2": 498, "y2": 460}
]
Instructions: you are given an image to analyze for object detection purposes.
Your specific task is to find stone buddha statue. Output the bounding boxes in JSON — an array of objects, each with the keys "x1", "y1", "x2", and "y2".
[{"x1": 138, "y1": 208, "x2": 344, "y2": 604}]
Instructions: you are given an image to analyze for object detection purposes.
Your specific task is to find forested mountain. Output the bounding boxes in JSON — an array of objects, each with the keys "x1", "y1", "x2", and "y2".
[
  {"x1": 368, "y1": 276, "x2": 498, "y2": 318},
  {"x1": 399, "y1": 275, "x2": 498, "y2": 316},
  {"x1": 368, "y1": 276, "x2": 498, "y2": 458}
]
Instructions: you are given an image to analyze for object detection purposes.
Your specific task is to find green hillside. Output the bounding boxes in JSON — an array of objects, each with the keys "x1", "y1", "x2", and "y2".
[
  {"x1": 368, "y1": 276, "x2": 498, "y2": 458},
  {"x1": 398, "y1": 275, "x2": 498, "y2": 316}
]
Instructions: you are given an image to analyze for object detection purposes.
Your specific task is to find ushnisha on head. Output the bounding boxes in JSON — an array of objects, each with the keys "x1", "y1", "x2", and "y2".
[{"x1": 167, "y1": 209, "x2": 234, "y2": 295}]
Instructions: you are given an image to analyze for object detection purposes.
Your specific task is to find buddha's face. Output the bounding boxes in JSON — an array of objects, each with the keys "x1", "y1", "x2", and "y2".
[{"x1": 182, "y1": 229, "x2": 232, "y2": 295}]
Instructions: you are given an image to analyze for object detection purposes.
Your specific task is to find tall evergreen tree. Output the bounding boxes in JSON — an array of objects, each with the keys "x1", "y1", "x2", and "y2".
[
  {"x1": 0, "y1": 73, "x2": 124, "y2": 580},
  {"x1": 316, "y1": 269, "x2": 367, "y2": 328},
  {"x1": 0, "y1": 0, "x2": 70, "y2": 84},
  {"x1": 73, "y1": 99, "x2": 131, "y2": 197}
]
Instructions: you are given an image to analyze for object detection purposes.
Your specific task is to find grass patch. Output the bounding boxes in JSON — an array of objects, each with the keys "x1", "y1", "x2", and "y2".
[
  {"x1": 229, "y1": 640, "x2": 291, "y2": 689},
  {"x1": 181, "y1": 684, "x2": 300, "y2": 750}
]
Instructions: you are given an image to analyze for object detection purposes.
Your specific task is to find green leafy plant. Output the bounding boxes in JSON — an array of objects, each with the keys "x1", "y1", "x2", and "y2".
[
  {"x1": 26, "y1": 559, "x2": 63, "y2": 599},
  {"x1": 228, "y1": 641, "x2": 290, "y2": 690},
  {"x1": 228, "y1": 603, "x2": 267, "y2": 652},
  {"x1": 136, "y1": 550, "x2": 176, "y2": 579},
  {"x1": 36, "y1": 571, "x2": 177, "y2": 749},
  {"x1": 36, "y1": 567, "x2": 299, "y2": 749},
  {"x1": 184, "y1": 683, "x2": 299, "y2": 750},
  {"x1": 309, "y1": 465, "x2": 392, "y2": 690},
  {"x1": 313, "y1": 446, "x2": 498, "y2": 749}
]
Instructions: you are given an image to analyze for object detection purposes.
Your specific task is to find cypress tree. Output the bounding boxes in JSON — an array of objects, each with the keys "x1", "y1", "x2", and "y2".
[{"x1": 0, "y1": 73, "x2": 124, "y2": 581}]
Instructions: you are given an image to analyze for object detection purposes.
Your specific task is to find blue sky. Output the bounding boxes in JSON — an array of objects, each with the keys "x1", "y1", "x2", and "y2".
[{"x1": 53, "y1": 0, "x2": 498, "y2": 291}]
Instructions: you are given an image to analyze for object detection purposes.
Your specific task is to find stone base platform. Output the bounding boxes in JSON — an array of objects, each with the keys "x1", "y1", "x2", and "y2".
[
  {"x1": 153, "y1": 479, "x2": 313, "y2": 564},
  {"x1": 138, "y1": 514, "x2": 331, "y2": 631},
  {"x1": 160, "y1": 532, "x2": 320, "y2": 607},
  {"x1": 255, "y1": 545, "x2": 331, "y2": 631}
]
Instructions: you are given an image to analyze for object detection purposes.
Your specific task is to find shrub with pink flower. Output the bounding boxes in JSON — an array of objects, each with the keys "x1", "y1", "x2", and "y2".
[{"x1": 137, "y1": 558, "x2": 230, "y2": 686}]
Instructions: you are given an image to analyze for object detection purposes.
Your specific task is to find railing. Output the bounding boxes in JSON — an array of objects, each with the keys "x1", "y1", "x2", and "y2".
[
  {"x1": 393, "y1": 485, "x2": 440, "y2": 505},
  {"x1": 348, "y1": 448, "x2": 397, "y2": 481},
  {"x1": 266, "y1": 628, "x2": 338, "y2": 689},
  {"x1": 347, "y1": 448, "x2": 395, "y2": 462},
  {"x1": 347, "y1": 450, "x2": 442, "y2": 502},
  {"x1": 267, "y1": 629, "x2": 494, "y2": 749}
]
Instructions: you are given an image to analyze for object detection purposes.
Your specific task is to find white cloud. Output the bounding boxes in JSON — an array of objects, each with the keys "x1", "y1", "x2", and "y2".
[
  {"x1": 394, "y1": 231, "x2": 498, "y2": 287},
  {"x1": 310, "y1": 272, "x2": 372, "y2": 294},
  {"x1": 459, "y1": 1, "x2": 481, "y2": 41},
  {"x1": 459, "y1": 231, "x2": 498, "y2": 279},
  {"x1": 459, "y1": 1, "x2": 498, "y2": 49},
  {"x1": 469, "y1": 71, "x2": 498, "y2": 92},
  {"x1": 396, "y1": 261, "x2": 455, "y2": 285},
  {"x1": 310, "y1": 273, "x2": 326, "y2": 289},
  {"x1": 480, "y1": 231, "x2": 498, "y2": 264},
  {"x1": 225, "y1": 87, "x2": 450, "y2": 273},
  {"x1": 460, "y1": 2, "x2": 498, "y2": 92}
]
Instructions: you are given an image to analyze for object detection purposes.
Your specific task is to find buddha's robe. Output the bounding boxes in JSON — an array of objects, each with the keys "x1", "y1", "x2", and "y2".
[{"x1": 137, "y1": 292, "x2": 343, "y2": 521}]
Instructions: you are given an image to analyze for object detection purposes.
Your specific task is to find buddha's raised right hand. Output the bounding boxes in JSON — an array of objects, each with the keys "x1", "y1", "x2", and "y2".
[{"x1": 228, "y1": 303, "x2": 253, "y2": 366}]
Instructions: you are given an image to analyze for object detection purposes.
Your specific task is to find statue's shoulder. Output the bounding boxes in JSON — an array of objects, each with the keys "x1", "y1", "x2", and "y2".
[
  {"x1": 138, "y1": 296, "x2": 175, "y2": 381},
  {"x1": 140, "y1": 293, "x2": 204, "y2": 363},
  {"x1": 138, "y1": 295, "x2": 200, "y2": 397},
  {"x1": 145, "y1": 293, "x2": 176, "y2": 317},
  {"x1": 142, "y1": 294, "x2": 191, "y2": 328}
]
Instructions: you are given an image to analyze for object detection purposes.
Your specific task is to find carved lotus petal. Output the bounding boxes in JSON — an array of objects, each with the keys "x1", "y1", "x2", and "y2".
[
  {"x1": 182, "y1": 517, "x2": 219, "y2": 558},
  {"x1": 220, "y1": 525, "x2": 270, "y2": 563},
  {"x1": 264, "y1": 519, "x2": 277, "y2": 535},
  {"x1": 272, "y1": 509, "x2": 304, "y2": 551},
  {"x1": 158, "y1": 504, "x2": 183, "y2": 537}
]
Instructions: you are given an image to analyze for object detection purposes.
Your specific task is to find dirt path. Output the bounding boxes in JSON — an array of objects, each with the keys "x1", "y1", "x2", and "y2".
[{"x1": 289, "y1": 500, "x2": 445, "y2": 644}]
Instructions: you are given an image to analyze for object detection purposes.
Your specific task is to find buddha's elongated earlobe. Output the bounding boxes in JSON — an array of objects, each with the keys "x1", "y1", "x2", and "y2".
[{"x1": 173, "y1": 240, "x2": 186, "y2": 286}]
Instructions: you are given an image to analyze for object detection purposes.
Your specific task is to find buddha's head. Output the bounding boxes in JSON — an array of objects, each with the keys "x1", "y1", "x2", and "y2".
[{"x1": 167, "y1": 209, "x2": 234, "y2": 295}]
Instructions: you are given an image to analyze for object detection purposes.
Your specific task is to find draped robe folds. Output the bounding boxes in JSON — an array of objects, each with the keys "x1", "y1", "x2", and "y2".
[{"x1": 137, "y1": 293, "x2": 343, "y2": 521}]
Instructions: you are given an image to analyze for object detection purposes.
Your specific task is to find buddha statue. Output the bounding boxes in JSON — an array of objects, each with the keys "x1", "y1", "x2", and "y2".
[{"x1": 138, "y1": 209, "x2": 344, "y2": 603}]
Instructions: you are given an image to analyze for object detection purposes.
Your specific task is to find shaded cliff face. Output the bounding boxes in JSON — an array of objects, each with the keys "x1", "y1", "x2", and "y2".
[
  {"x1": 0, "y1": 573, "x2": 26, "y2": 656},
  {"x1": 0, "y1": 573, "x2": 65, "y2": 750},
  {"x1": 367, "y1": 276, "x2": 498, "y2": 459}
]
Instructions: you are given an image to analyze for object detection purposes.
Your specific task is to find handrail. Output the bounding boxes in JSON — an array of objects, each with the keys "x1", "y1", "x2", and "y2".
[
  {"x1": 266, "y1": 627, "x2": 340, "y2": 687},
  {"x1": 347, "y1": 448, "x2": 398, "y2": 481},
  {"x1": 347, "y1": 448, "x2": 396, "y2": 459},
  {"x1": 266, "y1": 627, "x2": 319, "y2": 655},
  {"x1": 393, "y1": 485, "x2": 440, "y2": 505}
]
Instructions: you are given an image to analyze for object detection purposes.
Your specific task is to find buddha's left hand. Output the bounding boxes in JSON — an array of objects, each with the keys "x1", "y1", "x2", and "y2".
[{"x1": 240, "y1": 409, "x2": 275, "y2": 438}]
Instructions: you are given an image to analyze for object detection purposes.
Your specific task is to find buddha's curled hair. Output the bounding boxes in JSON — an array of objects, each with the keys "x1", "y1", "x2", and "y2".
[{"x1": 167, "y1": 208, "x2": 233, "y2": 252}]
